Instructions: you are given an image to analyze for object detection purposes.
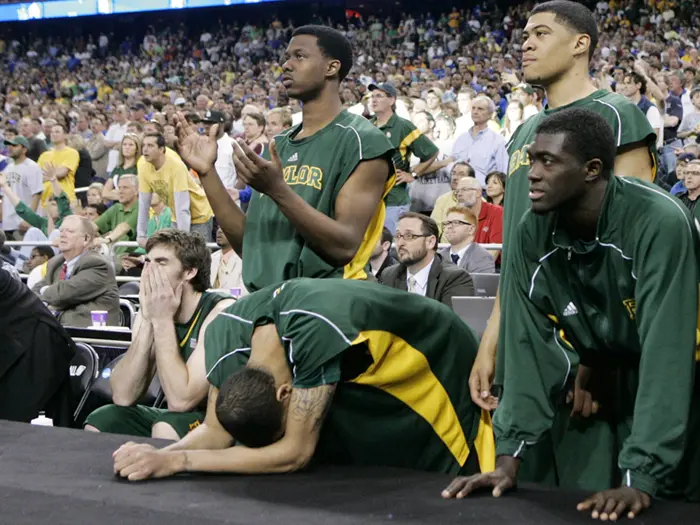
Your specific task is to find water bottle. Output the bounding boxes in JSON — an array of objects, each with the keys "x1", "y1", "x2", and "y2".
[{"x1": 30, "y1": 411, "x2": 54, "y2": 427}]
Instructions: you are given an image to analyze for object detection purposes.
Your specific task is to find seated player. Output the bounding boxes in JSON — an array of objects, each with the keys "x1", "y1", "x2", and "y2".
[
  {"x1": 85, "y1": 230, "x2": 234, "y2": 439},
  {"x1": 112, "y1": 278, "x2": 496, "y2": 479},
  {"x1": 442, "y1": 108, "x2": 700, "y2": 519}
]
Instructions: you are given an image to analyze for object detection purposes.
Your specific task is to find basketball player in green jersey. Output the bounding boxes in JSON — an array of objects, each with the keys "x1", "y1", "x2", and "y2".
[
  {"x1": 174, "y1": 25, "x2": 395, "y2": 293},
  {"x1": 112, "y1": 278, "x2": 496, "y2": 481},
  {"x1": 85, "y1": 230, "x2": 234, "y2": 439},
  {"x1": 466, "y1": 0, "x2": 658, "y2": 494},
  {"x1": 472, "y1": 0, "x2": 658, "y2": 413}
]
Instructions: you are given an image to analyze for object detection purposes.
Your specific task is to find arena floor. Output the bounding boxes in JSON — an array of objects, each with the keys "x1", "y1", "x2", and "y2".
[{"x1": 0, "y1": 421, "x2": 696, "y2": 524}]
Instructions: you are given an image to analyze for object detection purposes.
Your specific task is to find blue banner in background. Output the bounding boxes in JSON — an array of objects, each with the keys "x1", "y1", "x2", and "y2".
[{"x1": 0, "y1": 0, "x2": 271, "y2": 22}]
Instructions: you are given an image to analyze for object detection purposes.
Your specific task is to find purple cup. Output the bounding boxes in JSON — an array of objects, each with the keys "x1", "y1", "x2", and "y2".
[
  {"x1": 230, "y1": 288, "x2": 242, "y2": 298},
  {"x1": 90, "y1": 310, "x2": 108, "y2": 327}
]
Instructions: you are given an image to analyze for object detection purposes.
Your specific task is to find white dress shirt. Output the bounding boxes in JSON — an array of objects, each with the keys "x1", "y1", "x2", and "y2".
[
  {"x1": 449, "y1": 244, "x2": 470, "y2": 265},
  {"x1": 406, "y1": 260, "x2": 432, "y2": 297}
]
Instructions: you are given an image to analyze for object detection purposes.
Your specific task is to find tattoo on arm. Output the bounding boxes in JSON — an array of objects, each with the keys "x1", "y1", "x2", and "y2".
[{"x1": 290, "y1": 385, "x2": 336, "y2": 431}]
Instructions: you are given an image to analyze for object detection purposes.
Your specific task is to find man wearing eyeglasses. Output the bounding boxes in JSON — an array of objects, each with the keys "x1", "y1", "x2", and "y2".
[
  {"x1": 438, "y1": 207, "x2": 495, "y2": 274},
  {"x1": 455, "y1": 177, "x2": 503, "y2": 261},
  {"x1": 379, "y1": 212, "x2": 474, "y2": 308}
]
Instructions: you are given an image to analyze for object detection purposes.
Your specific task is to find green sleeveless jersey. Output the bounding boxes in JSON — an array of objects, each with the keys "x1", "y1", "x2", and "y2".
[
  {"x1": 503, "y1": 90, "x2": 656, "y2": 266},
  {"x1": 242, "y1": 110, "x2": 395, "y2": 293},
  {"x1": 204, "y1": 278, "x2": 495, "y2": 474},
  {"x1": 174, "y1": 291, "x2": 230, "y2": 361}
]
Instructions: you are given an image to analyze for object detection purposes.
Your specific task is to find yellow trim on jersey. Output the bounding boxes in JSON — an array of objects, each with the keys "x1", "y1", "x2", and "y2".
[
  {"x1": 398, "y1": 129, "x2": 422, "y2": 161},
  {"x1": 474, "y1": 409, "x2": 496, "y2": 473},
  {"x1": 349, "y1": 330, "x2": 494, "y2": 471},
  {"x1": 650, "y1": 147, "x2": 658, "y2": 182},
  {"x1": 343, "y1": 172, "x2": 396, "y2": 281},
  {"x1": 179, "y1": 307, "x2": 203, "y2": 348}
]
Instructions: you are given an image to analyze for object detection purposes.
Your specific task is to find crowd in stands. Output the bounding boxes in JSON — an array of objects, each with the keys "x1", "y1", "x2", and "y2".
[{"x1": 0, "y1": 0, "x2": 699, "y2": 325}]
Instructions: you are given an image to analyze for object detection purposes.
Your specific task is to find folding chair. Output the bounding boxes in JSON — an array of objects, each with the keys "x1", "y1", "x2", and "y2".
[
  {"x1": 471, "y1": 273, "x2": 500, "y2": 297},
  {"x1": 70, "y1": 342, "x2": 100, "y2": 421}
]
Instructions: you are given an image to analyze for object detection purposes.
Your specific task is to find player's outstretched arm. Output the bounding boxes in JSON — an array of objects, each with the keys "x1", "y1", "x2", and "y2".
[
  {"x1": 113, "y1": 385, "x2": 234, "y2": 480},
  {"x1": 469, "y1": 291, "x2": 500, "y2": 411},
  {"x1": 113, "y1": 383, "x2": 336, "y2": 480}
]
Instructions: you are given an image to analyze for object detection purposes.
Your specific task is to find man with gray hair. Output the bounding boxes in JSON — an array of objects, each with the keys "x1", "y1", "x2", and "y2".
[
  {"x1": 33, "y1": 215, "x2": 120, "y2": 327},
  {"x1": 455, "y1": 176, "x2": 503, "y2": 260},
  {"x1": 450, "y1": 96, "x2": 508, "y2": 185},
  {"x1": 93, "y1": 173, "x2": 139, "y2": 260}
]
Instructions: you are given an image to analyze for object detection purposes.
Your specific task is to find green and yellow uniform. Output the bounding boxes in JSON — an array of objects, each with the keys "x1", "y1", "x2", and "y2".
[
  {"x1": 503, "y1": 90, "x2": 656, "y2": 261},
  {"x1": 244, "y1": 110, "x2": 395, "y2": 292},
  {"x1": 205, "y1": 278, "x2": 495, "y2": 475},
  {"x1": 497, "y1": 176, "x2": 700, "y2": 499},
  {"x1": 84, "y1": 291, "x2": 229, "y2": 438},
  {"x1": 496, "y1": 90, "x2": 657, "y2": 489},
  {"x1": 371, "y1": 113, "x2": 439, "y2": 207}
]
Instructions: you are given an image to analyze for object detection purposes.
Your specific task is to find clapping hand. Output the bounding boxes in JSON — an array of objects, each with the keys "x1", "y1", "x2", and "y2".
[
  {"x1": 173, "y1": 112, "x2": 219, "y2": 176},
  {"x1": 233, "y1": 138, "x2": 285, "y2": 195}
]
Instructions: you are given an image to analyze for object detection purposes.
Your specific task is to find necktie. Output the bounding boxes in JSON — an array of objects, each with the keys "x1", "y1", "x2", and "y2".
[
  {"x1": 408, "y1": 276, "x2": 417, "y2": 293},
  {"x1": 451, "y1": 253, "x2": 460, "y2": 265},
  {"x1": 59, "y1": 263, "x2": 68, "y2": 281}
]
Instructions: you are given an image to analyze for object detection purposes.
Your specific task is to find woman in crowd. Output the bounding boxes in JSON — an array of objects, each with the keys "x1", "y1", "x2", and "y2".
[
  {"x1": 86, "y1": 182, "x2": 104, "y2": 206},
  {"x1": 500, "y1": 100, "x2": 524, "y2": 141},
  {"x1": 485, "y1": 170, "x2": 506, "y2": 207},
  {"x1": 101, "y1": 133, "x2": 141, "y2": 202}
]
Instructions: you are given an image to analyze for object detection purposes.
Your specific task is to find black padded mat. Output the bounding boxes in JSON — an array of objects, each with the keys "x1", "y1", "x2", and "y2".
[{"x1": 0, "y1": 421, "x2": 696, "y2": 524}]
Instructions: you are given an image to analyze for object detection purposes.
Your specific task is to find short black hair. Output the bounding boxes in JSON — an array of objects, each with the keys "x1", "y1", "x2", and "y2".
[
  {"x1": 292, "y1": 25, "x2": 353, "y2": 81},
  {"x1": 380, "y1": 227, "x2": 393, "y2": 245},
  {"x1": 624, "y1": 71, "x2": 647, "y2": 95},
  {"x1": 535, "y1": 108, "x2": 616, "y2": 179},
  {"x1": 143, "y1": 132, "x2": 166, "y2": 150},
  {"x1": 33, "y1": 246, "x2": 55, "y2": 259},
  {"x1": 85, "y1": 202, "x2": 107, "y2": 216},
  {"x1": 531, "y1": 1, "x2": 599, "y2": 61},
  {"x1": 215, "y1": 367, "x2": 284, "y2": 448}
]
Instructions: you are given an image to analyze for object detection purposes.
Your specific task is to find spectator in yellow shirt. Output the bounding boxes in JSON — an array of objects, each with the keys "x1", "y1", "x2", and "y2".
[
  {"x1": 136, "y1": 132, "x2": 213, "y2": 245},
  {"x1": 38, "y1": 123, "x2": 79, "y2": 207}
]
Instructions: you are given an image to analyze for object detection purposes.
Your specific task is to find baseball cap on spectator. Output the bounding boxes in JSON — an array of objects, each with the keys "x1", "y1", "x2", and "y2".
[
  {"x1": 678, "y1": 153, "x2": 697, "y2": 163},
  {"x1": 174, "y1": 97, "x2": 186, "y2": 106},
  {"x1": 513, "y1": 83, "x2": 534, "y2": 95},
  {"x1": 200, "y1": 110, "x2": 225, "y2": 123},
  {"x1": 4, "y1": 136, "x2": 30, "y2": 149},
  {"x1": 368, "y1": 83, "x2": 397, "y2": 98},
  {"x1": 130, "y1": 102, "x2": 147, "y2": 112},
  {"x1": 427, "y1": 87, "x2": 445, "y2": 101}
]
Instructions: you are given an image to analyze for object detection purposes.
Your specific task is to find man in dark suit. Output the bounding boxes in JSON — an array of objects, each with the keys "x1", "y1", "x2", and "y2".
[
  {"x1": 368, "y1": 227, "x2": 398, "y2": 280},
  {"x1": 438, "y1": 206, "x2": 496, "y2": 274},
  {"x1": 380, "y1": 212, "x2": 474, "y2": 309},
  {"x1": 33, "y1": 215, "x2": 120, "y2": 327},
  {"x1": 0, "y1": 266, "x2": 75, "y2": 425}
]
